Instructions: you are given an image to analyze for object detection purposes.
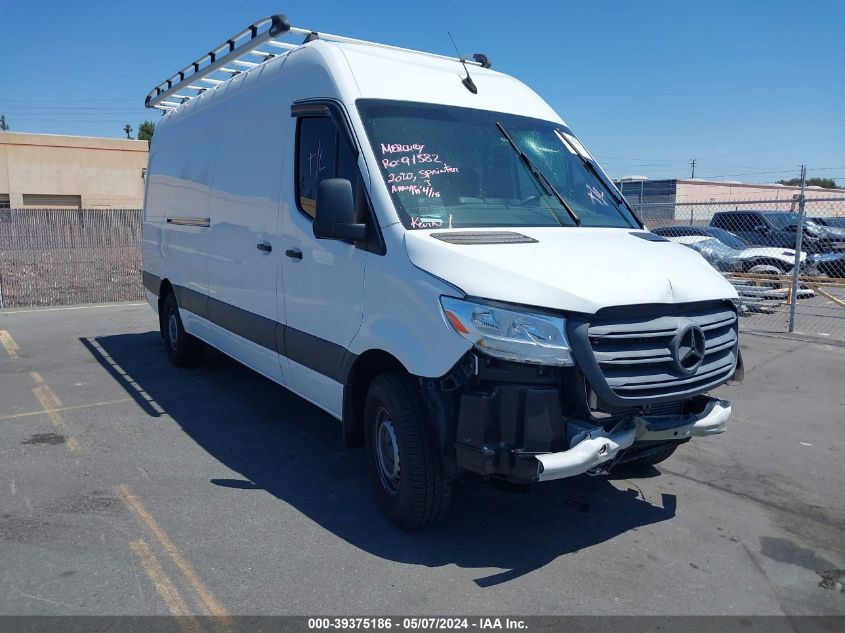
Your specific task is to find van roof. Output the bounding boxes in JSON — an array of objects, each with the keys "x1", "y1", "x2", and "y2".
[{"x1": 145, "y1": 14, "x2": 564, "y2": 126}]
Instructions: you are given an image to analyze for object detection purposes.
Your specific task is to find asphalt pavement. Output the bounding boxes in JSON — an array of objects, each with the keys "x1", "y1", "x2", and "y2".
[{"x1": 0, "y1": 302, "x2": 843, "y2": 617}]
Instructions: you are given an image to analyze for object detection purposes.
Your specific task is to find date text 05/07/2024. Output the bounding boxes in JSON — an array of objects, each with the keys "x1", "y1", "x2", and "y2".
[{"x1": 307, "y1": 617, "x2": 529, "y2": 630}]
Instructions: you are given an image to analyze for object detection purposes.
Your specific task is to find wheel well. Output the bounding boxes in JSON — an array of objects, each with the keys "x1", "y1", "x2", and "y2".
[
  {"x1": 343, "y1": 350, "x2": 406, "y2": 448},
  {"x1": 744, "y1": 258, "x2": 790, "y2": 272}
]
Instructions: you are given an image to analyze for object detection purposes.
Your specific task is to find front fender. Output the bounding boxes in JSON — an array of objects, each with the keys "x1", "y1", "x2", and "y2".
[{"x1": 350, "y1": 240, "x2": 470, "y2": 378}]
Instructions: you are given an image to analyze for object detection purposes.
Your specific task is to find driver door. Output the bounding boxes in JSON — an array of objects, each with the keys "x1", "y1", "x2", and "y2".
[{"x1": 279, "y1": 107, "x2": 366, "y2": 417}]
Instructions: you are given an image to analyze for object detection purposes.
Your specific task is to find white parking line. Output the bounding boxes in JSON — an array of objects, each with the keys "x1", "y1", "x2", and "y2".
[{"x1": 1, "y1": 302, "x2": 146, "y2": 315}]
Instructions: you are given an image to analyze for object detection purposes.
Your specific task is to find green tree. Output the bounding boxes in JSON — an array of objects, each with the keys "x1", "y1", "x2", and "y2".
[
  {"x1": 777, "y1": 177, "x2": 839, "y2": 189},
  {"x1": 0, "y1": 115, "x2": 8, "y2": 131},
  {"x1": 137, "y1": 121, "x2": 155, "y2": 144},
  {"x1": 123, "y1": 124, "x2": 134, "y2": 139}
]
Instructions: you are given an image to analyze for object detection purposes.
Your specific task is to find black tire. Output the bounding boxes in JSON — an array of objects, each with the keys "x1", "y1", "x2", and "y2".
[
  {"x1": 161, "y1": 292, "x2": 202, "y2": 367},
  {"x1": 363, "y1": 372, "x2": 453, "y2": 529},
  {"x1": 624, "y1": 445, "x2": 677, "y2": 470}
]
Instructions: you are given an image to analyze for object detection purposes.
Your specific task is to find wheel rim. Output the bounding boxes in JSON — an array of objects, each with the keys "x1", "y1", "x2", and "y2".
[
  {"x1": 374, "y1": 407, "x2": 400, "y2": 496},
  {"x1": 168, "y1": 312, "x2": 179, "y2": 349}
]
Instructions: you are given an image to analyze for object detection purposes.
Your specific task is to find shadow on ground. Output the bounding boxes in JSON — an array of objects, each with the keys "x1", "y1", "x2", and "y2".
[{"x1": 82, "y1": 331, "x2": 677, "y2": 587}]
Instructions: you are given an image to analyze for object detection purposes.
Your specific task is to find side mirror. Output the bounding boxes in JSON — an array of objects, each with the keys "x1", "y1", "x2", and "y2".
[{"x1": 313, "y1": 178, "x2": 367, "y2": 243}]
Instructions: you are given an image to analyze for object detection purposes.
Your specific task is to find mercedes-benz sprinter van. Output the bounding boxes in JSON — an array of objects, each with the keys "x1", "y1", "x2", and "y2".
[{"x1": 142, "y1": 15, "x2": 742, "y2": 528}]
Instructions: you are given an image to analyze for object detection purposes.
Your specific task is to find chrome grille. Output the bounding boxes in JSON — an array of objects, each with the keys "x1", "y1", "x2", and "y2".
[{"x1": 586, "y1": 304, "x2": 738, "y2": 402}]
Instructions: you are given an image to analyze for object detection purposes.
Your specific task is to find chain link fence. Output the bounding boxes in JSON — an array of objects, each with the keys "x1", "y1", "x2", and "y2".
[
  {"x1": 635, "y1": 197, "x2": 845, "y2": 340},
  {"x1": 0, "y1": 208, "x2": 143, "y2": 308},
  {"x1": 1, "y1": 200, "x2": 844, "y2": 341}
]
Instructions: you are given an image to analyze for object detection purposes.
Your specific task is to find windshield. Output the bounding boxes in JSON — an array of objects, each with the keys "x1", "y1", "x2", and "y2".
[
  {"x1": 705, "y1": 227, "x2": 748, "y2": 249},
  {"x1": 356, "y1": 99, "x2": 639, "y2": 230},
  {"x1": 767, "y1": 212, "x2": 824, "y2": 233},
  {"x1": 814, "y1": 216, "x2": 845, "y2": 228}
]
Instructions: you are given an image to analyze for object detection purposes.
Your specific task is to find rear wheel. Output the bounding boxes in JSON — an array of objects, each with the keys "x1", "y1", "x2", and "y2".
[
  {"x1": 364, "y1": 372, "x2": 453, "y2": 529},
  {"x1": 161, "y1": 292, "x2": 202, "y2": 366}
]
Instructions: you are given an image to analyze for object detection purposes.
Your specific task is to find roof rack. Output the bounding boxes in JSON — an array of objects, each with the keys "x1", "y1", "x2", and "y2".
[{"x1": 146, "y1": 14, "x2": 492, "y2": 111}]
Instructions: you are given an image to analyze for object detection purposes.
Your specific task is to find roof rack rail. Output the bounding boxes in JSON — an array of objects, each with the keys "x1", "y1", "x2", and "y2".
[{"x1": 146, "y1": 14, "x2": 490, "y2": 111}]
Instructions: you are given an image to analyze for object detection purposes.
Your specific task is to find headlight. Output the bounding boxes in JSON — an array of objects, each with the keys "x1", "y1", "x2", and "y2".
[{"x1": 440, "y1": 296, "x2": 574, "y2": 366}]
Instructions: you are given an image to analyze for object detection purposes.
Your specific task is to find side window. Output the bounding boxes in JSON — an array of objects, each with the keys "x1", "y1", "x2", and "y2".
[
  {"x1": 296, "y1": 116, "x2": 356, "y2": 219},
  {"x1": 718, "y1": 214, "x2": 739, "y2": 230}
]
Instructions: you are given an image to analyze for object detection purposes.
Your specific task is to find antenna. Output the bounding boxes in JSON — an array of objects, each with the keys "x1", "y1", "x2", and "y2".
[{"x1": 447, "y1": 31, "x2": 477, "y2": 94}]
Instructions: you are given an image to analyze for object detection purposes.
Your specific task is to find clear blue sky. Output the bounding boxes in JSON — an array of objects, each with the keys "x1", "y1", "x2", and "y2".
[{"x1": 1, "y1": 0, "x2": 843, "y2": 184}]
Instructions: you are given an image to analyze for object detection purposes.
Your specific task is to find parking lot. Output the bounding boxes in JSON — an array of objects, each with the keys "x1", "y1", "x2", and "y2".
[{"x1": 0, "y1": 302, "x2": 843, "y2": 617}]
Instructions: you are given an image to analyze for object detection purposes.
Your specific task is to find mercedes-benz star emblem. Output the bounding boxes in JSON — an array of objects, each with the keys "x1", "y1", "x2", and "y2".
[{"x1": 672, "y1": 324, "x2": 706, "y2": 374}]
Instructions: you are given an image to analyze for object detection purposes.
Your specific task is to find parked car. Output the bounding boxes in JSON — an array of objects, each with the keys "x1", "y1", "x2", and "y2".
[
  {"x1": 659, "y1": 236, "x2": 744, "y2": 271},
  {"x1": 710, "y1": 211, "x2": 845, "y2": 277},
  {"x1": 659, "y1": 235, "x2": 816, "y2": 307},
  {"x1": 710, "y1": 211, "x2": 844, "y2": 252},
  {"x1": 767, "y1": 212, "x2": 845, "y2": 243},
  {"x1": 141, "y1": 14, "x2": 741, "y2": 527},
  {"x1": 651, "y1": 225, "x2": 811, "y2": 273},
  {"x1": 665, "y1": 233, "x2": 816, "y2": 313}
]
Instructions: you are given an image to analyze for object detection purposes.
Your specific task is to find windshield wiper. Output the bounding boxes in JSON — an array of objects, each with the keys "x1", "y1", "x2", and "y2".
[
  {"x1": 496, "y1": 121, "x2": 581, "y2": 226},
  {"x1": 554, "y1": 128, "x2": 643, "y2": 228}
]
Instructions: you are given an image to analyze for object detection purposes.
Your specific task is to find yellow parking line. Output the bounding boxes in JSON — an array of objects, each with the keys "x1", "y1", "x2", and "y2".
[
  {"x1": 116, "y1": 484, "x2": 231, "y2": 620},
  {"x1": 30, "y1": 372, "x2": 79, "y2": 452},
  {"x1": 0, "y1": 397, "x2": 136, "y2": 422},
  {"x1": 0, "y1": 330, "x2": 20, "y2": 358},
  {"x1": 129, "y1": 539, "x2": 204, "y2": 633}
]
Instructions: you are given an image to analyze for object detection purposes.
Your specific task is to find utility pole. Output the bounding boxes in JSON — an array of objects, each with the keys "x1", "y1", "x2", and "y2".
[
  {"x1": 690, "y1": 159, "x2": 696, "y2": 179},
  {"x1": 788, "y1": 164, "x2": 807, "y2": 332}
]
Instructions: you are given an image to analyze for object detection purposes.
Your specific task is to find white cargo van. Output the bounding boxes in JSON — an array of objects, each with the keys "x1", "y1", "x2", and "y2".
[{"x1": 142, "y1": 15, "x2": 742, "y2": 528}]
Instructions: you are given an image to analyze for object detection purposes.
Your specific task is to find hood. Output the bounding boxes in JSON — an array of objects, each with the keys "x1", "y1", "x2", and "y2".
[
  {"x1": 740, "y1": 247, "x2": 806, "y2": 263},
  {"x1": 404, "y1": 227, "x2": 738, "y2": 314},
  {"x1": 814, "y1": 224, "x2": 845, "y2": 239}
]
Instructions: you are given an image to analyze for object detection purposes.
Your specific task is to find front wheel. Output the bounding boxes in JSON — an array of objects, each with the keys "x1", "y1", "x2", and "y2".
[
  {"x1": 624, "y1": 445, "x2": 677, "y2": 470},
  {"x1": 364, "y1": 372, "x2": 453, "y2": 529}
]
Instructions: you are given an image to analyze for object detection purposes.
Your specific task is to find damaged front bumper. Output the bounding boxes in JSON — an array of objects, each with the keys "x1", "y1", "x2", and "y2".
[
  {"x1": 536, "y1": 398, "x2": 730, "y2": 481},
  {"x1": 447, "y1": 344, "x2": 739, "y2": 484},
  {"x1": 450, "y1": 364, "x2": 733, "y2": 484}
]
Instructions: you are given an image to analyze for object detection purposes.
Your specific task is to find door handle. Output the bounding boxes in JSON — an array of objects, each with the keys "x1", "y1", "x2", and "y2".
[
  {"x1": 257, "y1": 242, "x2": 272, "y2": 253},
  {"x1": 285, "y1": 248, "x2": 303, "y2": 260}
]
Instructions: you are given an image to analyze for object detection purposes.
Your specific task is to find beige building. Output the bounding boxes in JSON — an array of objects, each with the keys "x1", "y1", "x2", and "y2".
[{"x1": 0, "y1": 132, "x2": 149, "y2": 209}]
